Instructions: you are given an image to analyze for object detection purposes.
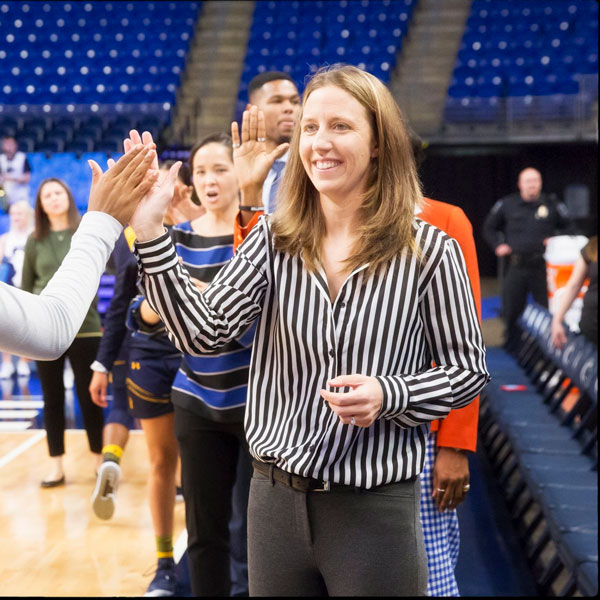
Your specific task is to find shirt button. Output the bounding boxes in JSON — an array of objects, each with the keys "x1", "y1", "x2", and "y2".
[
  {"x1": 329, "y1": 349, "x2": 335, "y2": 357},
  {"x1": 309, "y1": 444, "x2": 315, "y2": 452},
  {"x1": 340, "y1": 302, "x2": 346, "y2": 309}
]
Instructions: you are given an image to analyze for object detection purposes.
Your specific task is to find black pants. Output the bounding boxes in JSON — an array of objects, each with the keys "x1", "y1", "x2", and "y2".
[
  {"x1": 36, "y1": 336, "x2": 103, "y2": 457},
  {"x1": 502, "y1": 258, "x2": 548, "y2": 341},
  {"x1": 174, "y1": 405, "x2": 252, "y2": 597},
  {"x1": 248, "y1": 469, "x2": 427, "y2": 596}
]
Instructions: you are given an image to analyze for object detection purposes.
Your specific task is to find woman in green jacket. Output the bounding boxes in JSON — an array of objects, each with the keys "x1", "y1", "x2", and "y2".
[{"x1": 22, "y1": 178, "x2": 104, "y2": 487}]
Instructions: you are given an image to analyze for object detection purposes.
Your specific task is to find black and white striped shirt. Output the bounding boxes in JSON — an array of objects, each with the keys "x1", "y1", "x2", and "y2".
[{"x1": 135, "y1": 217, "x2": 489, "y2": 488}]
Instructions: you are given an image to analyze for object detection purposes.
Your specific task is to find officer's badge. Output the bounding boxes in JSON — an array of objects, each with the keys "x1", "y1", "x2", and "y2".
[{"x1": 536, "y1": 205, "x2": 549, "y2": 219}]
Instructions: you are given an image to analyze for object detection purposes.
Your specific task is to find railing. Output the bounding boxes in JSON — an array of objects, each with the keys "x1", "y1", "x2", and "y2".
[{"x1": 436, "y1": 74, "x2": 598, "y2": 143}]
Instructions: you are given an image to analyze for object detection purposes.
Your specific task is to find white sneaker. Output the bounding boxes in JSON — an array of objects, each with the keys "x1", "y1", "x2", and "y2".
[
  {"x1": 63, "y1": 365, "x2": 74, "y2": 389},
  {"x1": 92, "y1": 461, "x2": 121, "y2": 520},
  {"x1": 16, "y1": 360, "x2": 30, "y2": 377},
  {"x1": 0, "y1": 361, "x2": 14, "y2": 379}
]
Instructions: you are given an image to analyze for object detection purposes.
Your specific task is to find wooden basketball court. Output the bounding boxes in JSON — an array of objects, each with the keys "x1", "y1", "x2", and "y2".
[{"x1": 0, "y1": 430, "x2": 186, "y2": 597}]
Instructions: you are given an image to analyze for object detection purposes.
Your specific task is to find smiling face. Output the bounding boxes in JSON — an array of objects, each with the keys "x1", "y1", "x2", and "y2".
[
  {"x1": 191, "y1": 142, "x2": 239, "y2": 213},
  {"x1": 39, "y1": 180, "x2": 70, "y2": 219},
  {"x1": 251, "y1": 79, "x2": 301, "y2": 145},
  {"x1": 299, "y1": 85, "x2": 377, "y2": 205}
]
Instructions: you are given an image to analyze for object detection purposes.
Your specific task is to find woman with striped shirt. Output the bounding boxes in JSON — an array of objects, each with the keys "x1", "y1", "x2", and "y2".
[{"x1": 129, "y1": 65, "x2": 489, "y2": 596}]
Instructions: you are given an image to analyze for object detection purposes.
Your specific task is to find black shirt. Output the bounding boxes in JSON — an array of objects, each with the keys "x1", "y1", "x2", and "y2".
[{"x1": 483, "y1": 192, "x2": 571, "y2": 256}]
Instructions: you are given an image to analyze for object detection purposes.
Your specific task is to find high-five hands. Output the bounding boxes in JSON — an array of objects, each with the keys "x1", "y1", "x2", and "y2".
[
  {"x1": 107, "y1": 130, "x2": 182, "y2": 241},
  {"x1": 320, "y1": 375, "x2": 383, "y2": 428},
  {"x1": 87, "y1": 144, "x2": 159, "y2": 226}
]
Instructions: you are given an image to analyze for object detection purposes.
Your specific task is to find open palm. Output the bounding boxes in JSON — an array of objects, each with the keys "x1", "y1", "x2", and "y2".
[
  {"x1": 110, "y1": 130, "x2": 181, "y2": 240},
  {"x1": 231, "y1": 105, "x2": 288, "y2": 191}
]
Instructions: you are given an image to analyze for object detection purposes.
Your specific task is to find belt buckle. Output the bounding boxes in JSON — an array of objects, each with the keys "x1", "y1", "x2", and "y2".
[{"x1": 312, "y1": 480, "x2": 331, "y2": 492}]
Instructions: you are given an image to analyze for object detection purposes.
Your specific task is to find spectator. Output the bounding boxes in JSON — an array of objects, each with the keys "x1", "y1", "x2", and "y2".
[
  {"x1": 0, "y1": 136, "x2": 31, "y2": 210},
  {"x1": 551, "y1": 235, "x2": 597, "y2": 349},
  {"x1": 1, "y1": 200, "x2": 34, "y2": 378},
  {"x1": 483, "y1": 167, "x2": 571, "y2": 343},
  {"x1": 22, "y1": 178, "x2": 106, "y2": 485},
  {"x1": 129, "y1": 65, "x2": 488, "y2": 596}
]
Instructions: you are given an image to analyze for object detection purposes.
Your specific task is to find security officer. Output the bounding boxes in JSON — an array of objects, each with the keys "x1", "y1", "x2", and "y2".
[{"x1": 483, "y1": 167, "x2": 571, "y2": 342}]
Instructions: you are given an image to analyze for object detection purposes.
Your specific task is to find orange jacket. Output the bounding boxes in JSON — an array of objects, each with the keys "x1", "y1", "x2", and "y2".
[
  {"x1": 419, "y1": 198, "x2": 481, "y2": 452},
  {"x1": 232, "y1": 198, "x2": 481, "y2": 451}
]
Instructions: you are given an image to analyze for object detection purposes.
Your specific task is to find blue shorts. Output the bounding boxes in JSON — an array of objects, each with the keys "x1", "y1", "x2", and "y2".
[
  {"x1": 126, "y1": 354, "x2": 180, "y2": 420},
  {"x1": 105, "y1": 359, "x2": 136, "y2": 430}
]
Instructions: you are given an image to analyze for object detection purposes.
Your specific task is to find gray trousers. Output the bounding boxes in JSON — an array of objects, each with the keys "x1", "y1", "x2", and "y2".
[{"x1": 247, "y1": 469, "x2": 428, "y2": 596}]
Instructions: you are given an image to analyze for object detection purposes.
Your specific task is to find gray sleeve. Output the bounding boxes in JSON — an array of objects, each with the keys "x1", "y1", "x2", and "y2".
[{"x1": 0, "y1": 212, "x2": 121, "y2": 359}]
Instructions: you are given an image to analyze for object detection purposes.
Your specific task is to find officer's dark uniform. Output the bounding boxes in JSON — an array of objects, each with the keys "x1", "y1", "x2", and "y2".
[{"x1": 483, "y1": 191, "x2": 571, "y2": 340}]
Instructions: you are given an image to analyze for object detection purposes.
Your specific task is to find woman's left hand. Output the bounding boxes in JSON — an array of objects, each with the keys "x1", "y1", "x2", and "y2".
[
  {"x1": 432, "y1": 448, "x2": 470, "y2": 512},
  {"x1": 320, "y1": 375, "x2": 383, "y2": 427}
]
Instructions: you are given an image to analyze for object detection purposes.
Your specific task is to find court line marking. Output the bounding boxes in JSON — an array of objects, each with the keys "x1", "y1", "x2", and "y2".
[
  {"x1": 0, "y1": 410, "x2": 39, "y2": 419},
  {"x1": 0, "y1": 422, "x2": 31, "y2": 432},
  {"x1": 0, "y1": 429, "x2": 46, "y2": 470},
  {"x1": 0, "y1": 400, "x2": 44, "y2": 409}
]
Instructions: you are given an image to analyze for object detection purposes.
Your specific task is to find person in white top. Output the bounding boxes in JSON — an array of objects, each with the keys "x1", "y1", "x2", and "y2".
[
  {"x1": 0, "y1": 144, "x2": 179, "y2": 361},
  {"x1": 0, "y1": 199, "x2": 34, "y2": 377},
  {"x1": 0, "y1": 136, "x2": 31, "y2": 208}
]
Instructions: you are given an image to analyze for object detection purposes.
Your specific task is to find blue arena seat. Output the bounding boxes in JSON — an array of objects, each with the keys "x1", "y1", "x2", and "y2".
[
  {"x1": 0, "y1": 0, "x2": 202, "y2": 116},
  {"x1": 446, "y1": 0, "x2": 598, "y2": 123},
  {"x1": 237, "y1": 0, "x2": 417, "y2": 113},
  {"x1": 480, "y1": 303, "x2": 597, "y2": 596}
]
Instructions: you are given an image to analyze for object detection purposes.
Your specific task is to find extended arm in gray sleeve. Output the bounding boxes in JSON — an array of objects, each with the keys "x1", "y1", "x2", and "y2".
[{"x1": 0, "y1": 212, "x2": 121, "y2": 359}]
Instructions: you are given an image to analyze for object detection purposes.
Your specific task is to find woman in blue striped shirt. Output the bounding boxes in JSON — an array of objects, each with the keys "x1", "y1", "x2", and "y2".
[
  {"x1": 130, "y1": 65, "x2": 489, "y2": 597},
  {"x1": 169, "y1": 133, "x2": 254, "y2": 597}
]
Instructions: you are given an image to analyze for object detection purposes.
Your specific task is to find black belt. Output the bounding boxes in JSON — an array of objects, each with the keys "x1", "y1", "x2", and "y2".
[
  {"x1": 253, "y1": 460, "x2": 349, "y2": 493},
  {"x1": 510, "y1": 253, "x2": 545, "y2": 266}
]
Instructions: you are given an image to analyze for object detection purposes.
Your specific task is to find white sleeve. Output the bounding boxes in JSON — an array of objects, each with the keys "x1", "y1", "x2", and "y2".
[{"x1": 0, "y1": 211, "x2": 121, "y2": 360}]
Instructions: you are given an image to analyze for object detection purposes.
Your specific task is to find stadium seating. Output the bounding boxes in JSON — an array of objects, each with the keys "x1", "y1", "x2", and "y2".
[
  {"x1": 0, "y1": 1, "x2": 202, "y2": 152},
  {"x1": 235, "y1": 0, "x2": 418, "y2": 118},
  {"x1": 444, "y1": 0, "x2": 598, "y2": 124},
  {"x1": 25, "y1": 151, "x2": 115, "y2": 213},
  {"x1": 480, "y1": 304, "x2": 597, "y2": 596}
]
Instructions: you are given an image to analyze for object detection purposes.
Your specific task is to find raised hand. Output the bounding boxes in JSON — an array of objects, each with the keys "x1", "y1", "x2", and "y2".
[
  {"x1": 320, "y1": 374, "x2": 384, "y2": 427},
  {"x1": 231, "y1": 105, "x2": 289, "y2": 198},
  {"x1": 166, "y1": 179, "x2": 205, "y2": 225},
  {"x1": 119, "y1": 130, "x2": 182, "y2": 241},
  {"x1": 87, "y1": 144, "x2": 158, "y2": 225}
]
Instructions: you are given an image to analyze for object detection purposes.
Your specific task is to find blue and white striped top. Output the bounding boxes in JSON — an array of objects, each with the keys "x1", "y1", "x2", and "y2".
[{"x1": 170, "y1": 221, "x2": 254, "y2": 423}]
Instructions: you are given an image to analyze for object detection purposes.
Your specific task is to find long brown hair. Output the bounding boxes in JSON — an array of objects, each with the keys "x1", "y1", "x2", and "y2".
[
  {"x1": 271, "y1": 64, "x2": 423, "y2": 276},
  {"x1": 33, "y1": 178, "x2": 80, "y2": 240}
]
